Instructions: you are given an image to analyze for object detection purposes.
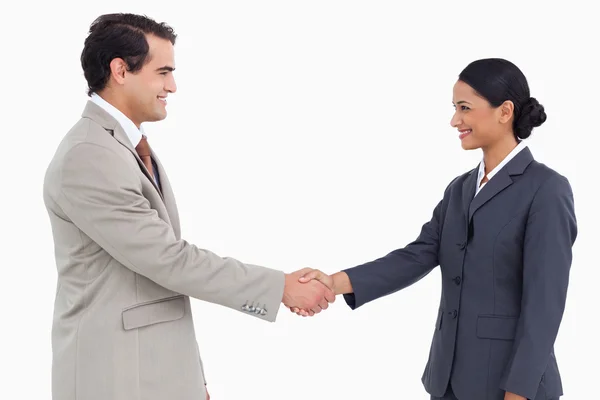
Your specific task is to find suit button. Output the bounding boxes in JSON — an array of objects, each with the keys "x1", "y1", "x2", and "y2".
[
  {"x1": 457, "y1": 242, "x2": 466, "y2": 250},
  {"x1": 449, "y1": 309, "x2": 458, "y2": 319},
  {"x1": 453, "y1": 276, "x2": 461, "y2": 285}
]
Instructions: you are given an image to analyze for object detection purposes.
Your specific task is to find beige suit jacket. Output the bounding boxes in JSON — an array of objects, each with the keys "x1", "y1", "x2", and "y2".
[{"x1": 43, "y1": 101, "x2": 285, "y2": 400}]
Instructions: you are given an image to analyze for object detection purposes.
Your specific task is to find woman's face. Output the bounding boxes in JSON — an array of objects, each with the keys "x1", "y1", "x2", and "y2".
[{"x1": 451, "y1": 80, "x2": 513, "y2": 150}]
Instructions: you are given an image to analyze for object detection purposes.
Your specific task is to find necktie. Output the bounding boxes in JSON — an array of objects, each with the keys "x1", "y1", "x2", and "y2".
[{"x1": 135, "y1": 135, "x2": 154, "y2": 177}]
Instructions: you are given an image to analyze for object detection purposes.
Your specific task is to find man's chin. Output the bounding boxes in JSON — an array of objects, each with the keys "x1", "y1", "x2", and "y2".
[{"x1": 146, "y1": 112, "x2": 168, "y2": 123}]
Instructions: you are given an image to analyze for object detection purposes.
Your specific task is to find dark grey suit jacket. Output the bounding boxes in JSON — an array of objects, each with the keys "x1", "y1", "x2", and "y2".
[{"x1": 343, "y1": 148, "x2": 576, "y2": 400}]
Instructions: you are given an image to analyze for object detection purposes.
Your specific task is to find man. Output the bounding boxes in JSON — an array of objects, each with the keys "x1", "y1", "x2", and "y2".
[{"x1": 43, "y1": 13, "x2": 333, "y2": 400}]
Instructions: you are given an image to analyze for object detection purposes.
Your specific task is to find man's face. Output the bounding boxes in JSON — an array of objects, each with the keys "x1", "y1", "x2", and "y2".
[{"x1": 123, "y1": 34, "x2": 177, "y2": 126}]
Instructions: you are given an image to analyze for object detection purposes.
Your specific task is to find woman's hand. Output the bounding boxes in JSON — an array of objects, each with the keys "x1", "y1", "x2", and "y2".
[{"x1": 504, "y1": 392, "x2": 526, "y2": 400}]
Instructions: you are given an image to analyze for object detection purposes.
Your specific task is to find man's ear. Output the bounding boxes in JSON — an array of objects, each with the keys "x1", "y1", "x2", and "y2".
[{"x1": 109, "y1": 58, "x2": 128, "y2": 85}]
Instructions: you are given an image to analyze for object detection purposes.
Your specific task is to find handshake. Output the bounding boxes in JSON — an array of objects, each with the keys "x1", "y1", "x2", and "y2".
[{"x1": 281, "y1": 268, "x2": 351, "y2": 317}]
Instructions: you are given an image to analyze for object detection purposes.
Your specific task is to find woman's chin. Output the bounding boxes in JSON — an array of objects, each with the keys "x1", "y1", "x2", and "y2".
[{"x1": 460, "y1": 139, "x2": 479, "y2": 151}]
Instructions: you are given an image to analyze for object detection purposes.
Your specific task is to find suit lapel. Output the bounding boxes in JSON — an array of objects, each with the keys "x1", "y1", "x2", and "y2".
[
  {"x1": 150, "y1": 151, "x2": 181, "y2": 239},
  {"x1": 468, "y1": 169, "x2": 512, "y2": 222},
  {"x1": 462, "y1": 168, "x2": 478, "y2": 222},
  {"x1": 112, "y1": 125, "x2": 165, "y2": 201},
  {"x1": 467, "y1": 146, "x2": 534, "y2": 223}
]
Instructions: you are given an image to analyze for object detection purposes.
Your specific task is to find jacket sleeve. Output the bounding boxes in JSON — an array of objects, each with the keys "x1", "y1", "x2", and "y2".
[
  {"x1": 500, "y1": 174, "x2": 577, "y2": 399},
  {"x1": 342, "y1": 181, "x2": 453, "y2": 309},
  {"x1": 56, "y1": 142, "x2": 285, "y2": 322}
]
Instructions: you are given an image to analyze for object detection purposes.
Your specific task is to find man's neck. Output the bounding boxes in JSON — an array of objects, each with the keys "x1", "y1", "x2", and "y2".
[{"x1": 95, "y1": 90, "x2": 141, "y2": 128}]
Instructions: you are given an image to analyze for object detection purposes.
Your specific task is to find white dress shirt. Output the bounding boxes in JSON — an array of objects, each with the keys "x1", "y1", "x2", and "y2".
[
  {"x1": 90, "y1": 93, "x2": 159, "y2": 186},
  {"x1": 90, "y1": 93, "x2": 144, "y2": 147},
  {"x1": 475, "y1": 140, "x2": 528, "y2": 196}
]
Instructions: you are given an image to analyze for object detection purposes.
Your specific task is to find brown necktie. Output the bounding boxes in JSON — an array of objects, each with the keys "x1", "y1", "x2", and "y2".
[{"x1": 135, "y1": 135, "x2": 154, "y2": 176}]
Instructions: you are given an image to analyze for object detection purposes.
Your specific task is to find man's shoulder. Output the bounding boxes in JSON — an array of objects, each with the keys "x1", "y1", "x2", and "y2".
[
  {"x1": 43, "y1": 113, "x2": 129, "y2": 195},
  {"x1": 54, "y1": 110, "x2": 124, "y2": 158}
]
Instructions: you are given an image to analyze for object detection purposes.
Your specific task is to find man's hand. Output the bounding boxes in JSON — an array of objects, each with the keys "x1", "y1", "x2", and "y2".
[
  {"x1": 282, "y1": 268, "x2": 335, "y2": 314},
  {"x1": 504, "y1": 392, "x2": 526, "y2": 400},
  {"x1": 290, "y1": 269, "x2": 336, "y2": 317},
  {"x1": 206, "y1": 385, "x2": 210, "y2": 400}
]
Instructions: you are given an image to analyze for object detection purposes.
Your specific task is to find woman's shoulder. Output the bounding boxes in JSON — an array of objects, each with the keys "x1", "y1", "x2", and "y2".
[
  {"x1": 527, "y1": 159, "x2": 569, "y2": 182},
  {"x1": 526, "y1": 160, "x2": 573, "y2": 199}
]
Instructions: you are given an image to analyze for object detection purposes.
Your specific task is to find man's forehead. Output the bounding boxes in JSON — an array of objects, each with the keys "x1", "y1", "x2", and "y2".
[
  {"x1": 146, "y1": 40, "x2": 175, "y2": 66},
  {"x1": 146, "y1": 35, "x2": 174, "y2": 53}
]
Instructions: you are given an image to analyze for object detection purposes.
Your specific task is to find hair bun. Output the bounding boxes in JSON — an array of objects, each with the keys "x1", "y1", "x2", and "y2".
[{"x1": 515, "y1": 97, "x2": 547, "y2": 139}]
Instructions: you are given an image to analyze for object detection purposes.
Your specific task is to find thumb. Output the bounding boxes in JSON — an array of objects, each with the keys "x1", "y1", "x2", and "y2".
[
  {"x1": 299, "y1": 270, "x2": 321, "y2": 282},
  {"x1": 296, "y1": 267, "x2": 313, "y2": 275}
]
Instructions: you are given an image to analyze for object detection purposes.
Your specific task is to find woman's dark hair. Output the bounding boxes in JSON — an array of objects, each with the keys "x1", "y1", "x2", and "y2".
[
  {"x1": 458, "y1": 58, "x2": 546, "y2": 140},
  {"x1": 81, "y1": 13, "x2": 177, "y2": 96}
]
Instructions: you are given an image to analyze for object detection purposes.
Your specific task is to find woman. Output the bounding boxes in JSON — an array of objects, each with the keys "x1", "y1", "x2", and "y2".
[{"x1": 294, "y1": 58, "x2": 577, "y2": 400}]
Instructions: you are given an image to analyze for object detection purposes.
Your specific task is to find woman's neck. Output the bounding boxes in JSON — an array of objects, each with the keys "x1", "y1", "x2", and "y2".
[{"x1": 482, "y1": 136, "x2": 519, "y2": 175}]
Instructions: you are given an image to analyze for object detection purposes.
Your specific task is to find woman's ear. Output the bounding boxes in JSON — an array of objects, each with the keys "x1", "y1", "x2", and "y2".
[{"x1": 499, "y1": 100, "x2": 514, "y2": 124}]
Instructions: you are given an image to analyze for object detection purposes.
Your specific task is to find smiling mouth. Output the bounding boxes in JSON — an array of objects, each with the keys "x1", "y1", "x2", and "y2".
[
  {"x1": 458, "y1": 129, "x2": 472, "y2": 140},
  {"x1": 158, "y1": 96, "x2": 167, "y2": 105}
]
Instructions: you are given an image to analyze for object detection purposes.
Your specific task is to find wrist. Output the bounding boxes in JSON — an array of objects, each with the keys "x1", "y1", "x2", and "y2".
[
  {"x1": 282, "y1": 273, "x2": 292, "y2": 304},
  {"x1": 332, "y1": 271, "x2": 352, "y2": 295}
]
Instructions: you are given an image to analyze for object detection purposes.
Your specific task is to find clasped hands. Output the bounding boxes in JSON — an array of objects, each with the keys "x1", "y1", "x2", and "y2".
[{"x1": 282, "y1": 268, "x2": 336, "y2": 316}]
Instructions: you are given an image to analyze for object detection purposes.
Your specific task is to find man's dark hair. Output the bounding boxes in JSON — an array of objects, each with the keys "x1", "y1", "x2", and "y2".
[{"x1": 81, "y1": 13, "x2": 177, "y2": 96}]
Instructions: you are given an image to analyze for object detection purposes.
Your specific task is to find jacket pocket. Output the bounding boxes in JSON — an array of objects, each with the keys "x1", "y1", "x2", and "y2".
[
  {"x1": 122, "y1": 295, "x2": 185, "y2": 330},
  {"x1": 476, "y1": 314, "x2": 518, "y2": 340}
]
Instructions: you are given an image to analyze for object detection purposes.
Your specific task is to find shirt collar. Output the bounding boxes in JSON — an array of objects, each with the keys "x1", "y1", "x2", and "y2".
[
  {"x1": 90, "y1": 93, "x2": 144, "y2": 148},
  {"x1": 477, "y1": 140, "x2": 528, "y2": 184}
]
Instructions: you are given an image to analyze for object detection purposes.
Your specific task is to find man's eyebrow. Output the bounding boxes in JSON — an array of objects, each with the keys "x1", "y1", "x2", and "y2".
[{"x1": 156, "y1": 66, "x2": 175, "y2": 72}]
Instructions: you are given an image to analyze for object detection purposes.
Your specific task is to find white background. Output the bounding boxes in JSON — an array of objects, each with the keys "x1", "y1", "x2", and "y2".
[{"x1": 1, "y1": 1, "x2": 598, "y2": 399}]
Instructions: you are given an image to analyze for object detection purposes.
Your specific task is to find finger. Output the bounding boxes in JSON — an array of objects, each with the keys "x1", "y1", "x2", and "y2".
[
  {"x1": 296, "y1": 267, "x2": 313, "y2": 275},
  {"x1": 295, "y1": 308, "x2": 309, "y2": 316},
  {"x1": 310, "y1": 299, "x2": 323, "y2": 313},
  {"x1": 298, "y1": 270, "x2": 322, "y2": 283},
  {"x1": 324, "y1": 288, "x2": 336, "y2": 303},
  {"x1": 318, "y1": 298, "x2": 328, "y2": 310},
  {"x1": 299, "y1": 308, "x2": 312, "y2": 317}
]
